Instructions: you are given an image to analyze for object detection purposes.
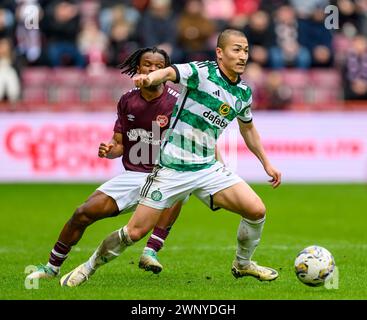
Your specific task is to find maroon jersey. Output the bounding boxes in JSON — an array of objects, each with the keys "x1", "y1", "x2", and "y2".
[{"x1": 114, "y1": 86, "x2": 179, "y2": 172}]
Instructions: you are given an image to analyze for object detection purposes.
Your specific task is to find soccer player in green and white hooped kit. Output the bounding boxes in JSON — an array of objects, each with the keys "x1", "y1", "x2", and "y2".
[{"x1": 60, "y1": 29, "x2": 282, "y2": 287}]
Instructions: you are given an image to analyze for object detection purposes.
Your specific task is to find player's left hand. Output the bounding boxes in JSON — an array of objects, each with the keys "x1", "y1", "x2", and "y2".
[{"x1": 264, "y1": 164, "x2": 281, "y2": 188}]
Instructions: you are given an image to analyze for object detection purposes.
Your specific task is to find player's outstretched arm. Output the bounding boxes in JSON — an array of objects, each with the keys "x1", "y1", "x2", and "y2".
[
  {"x1": 98, "y1": 133, "x2": 123, "y2": 159},
  {"x1": 238, "y1": 119, "x2": 281, "y2": 188},
  {"x1": 132, "y1": 66, "x2": 177, "y2": 88}
]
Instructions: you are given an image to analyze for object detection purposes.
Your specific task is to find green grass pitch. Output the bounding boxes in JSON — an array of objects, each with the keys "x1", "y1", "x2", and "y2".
[{"x1": 1, "y1": 183, "x2": 366, "y2": 300}]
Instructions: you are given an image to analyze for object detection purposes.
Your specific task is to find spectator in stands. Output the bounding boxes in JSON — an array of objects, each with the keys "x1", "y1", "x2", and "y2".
[
  {"x1": 99, "y1": 2, "x2": 140, "y2": 36},
  {"x1": 290, "y1": 0, "x2": 329, "y2": 18},
  {"x1": 332, "y1": 0, "x2": 360, "y2": 37},
  {"x1": 97, "y1": 3, "x2": 139, "y2": 67},
  {"x1": 244, "y1": 62, "x2": 293, "y2": 110},
  {"x1": 176, "y1": 0, "x2": 216, "y2": 62},
  {"x1": 269, "y1": 5, "x2": 311, "y2": 69},
  {"x1": 227, "y1": 0, "x2": 261, "y2": 29},
  {"x1": 264, "y1": 71, "x2": 293, "y2": 109},
  {"x1": 202, "y1": 0, "x2": 235, "y2": 29},
  {"x1": 0, "y1": 5, "x2": 15, "y2": 39},
  {"x1": 244, "y1": 10, "x2": 276, "y2": 67},
  {"x1": 330, "y1": 0, "x2": 359, "y2": 67},
  {"x1": 0, "y1": 37, "x2": 21, "y2": 103},
  {"x1": 136, "y1": 0, "x2": 180, "y2": 62},
  {"x1": 260, "y1": 0, "x2": 290, "y2": 13},
  {"x1": 291, "y1": 0, "x2": 334, "y2": 67},
  {"x1": 15, "y1": 1, "x2": 43, "y2": 65},
  {"x1": 243, "y1": 62, "x2": 269, "y2": 109},
  {"x1": 107, "y1": 19, "x2": 138, "y2": 67},
  {"x1": 77, "y1": 20, "x2": 108, "y2": 73},
  {"x1": 356, "y1": 0, "x2": 367, "y2": 36},
  {"x1": 343, "y1": 34, "x2": 367, "y2": 100},
  {"x1": 41, "y1": 0, "x2": 85, "y2": 68},
  {"x1": 0, "y1": 0, "x2": 16, "y2": 12},
  {"x1": 131, "y1": 0, "x2": 150, "y2": 12}
]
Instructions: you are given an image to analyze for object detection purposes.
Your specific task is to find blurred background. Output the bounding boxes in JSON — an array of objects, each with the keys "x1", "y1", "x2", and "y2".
[{"x1": 0, "y1": 0, "x2": 366, "y2": 183}]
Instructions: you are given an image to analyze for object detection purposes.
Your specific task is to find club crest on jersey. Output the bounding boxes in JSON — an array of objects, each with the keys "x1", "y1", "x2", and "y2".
[
  {"x1": 219, "y1": 104, "x2": 230, "y2": 116},
  {"x1": 156, "y1": 115, "x2": 169, "y2": 128},
  {"x1": 151, "y1": 189, "x2": 163, "y2": 201},
  {"x1": 235, "y1": 100, "x2": 242, "y2": 112}
]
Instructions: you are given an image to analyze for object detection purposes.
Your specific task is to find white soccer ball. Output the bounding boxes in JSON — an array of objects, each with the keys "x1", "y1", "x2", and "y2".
[{"x1": 294, "y1": 245, "x2": 335, "y2": 287}]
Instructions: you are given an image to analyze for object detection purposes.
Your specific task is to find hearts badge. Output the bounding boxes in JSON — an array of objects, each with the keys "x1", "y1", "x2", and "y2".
[{"x1": 156, "y1": 115, "x2": 169, "y2": 128}]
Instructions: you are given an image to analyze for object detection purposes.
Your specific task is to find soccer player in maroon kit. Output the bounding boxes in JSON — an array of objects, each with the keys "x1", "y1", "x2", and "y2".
[{"x1": 26, "y1": 47, "x2": 182, "y2": 280}]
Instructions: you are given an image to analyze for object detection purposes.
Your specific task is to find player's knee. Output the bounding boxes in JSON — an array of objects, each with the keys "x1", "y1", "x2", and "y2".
[
  {"x1": 72, "y1": 205, "x2": 95, "y2": 226},
  {"x1": 127, "y1": 227, "x2": 148, "y2": 242},
  {"x1": 242, "y1": 200, "x2": 266, "y2": 221},
  {"x1": 252, "y1": 200, "x2": 266, "y2": 220}
]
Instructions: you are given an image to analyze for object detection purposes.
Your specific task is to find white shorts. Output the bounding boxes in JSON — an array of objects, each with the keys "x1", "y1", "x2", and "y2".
[
  {"x1": 139, "y1": 161, "x2": 243, "y2": 210},
  {"x1": 97, "y1": 171, "x2": 149, "y2": 214}
]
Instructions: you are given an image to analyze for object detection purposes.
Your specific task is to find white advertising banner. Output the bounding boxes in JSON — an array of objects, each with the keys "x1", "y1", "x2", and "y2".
[
  {"x1": 0, "y1": 112, "x2": 366, "y2": 183},
  {"x1": 218, "y1": 112, "x2": 367, "y2": 183}
]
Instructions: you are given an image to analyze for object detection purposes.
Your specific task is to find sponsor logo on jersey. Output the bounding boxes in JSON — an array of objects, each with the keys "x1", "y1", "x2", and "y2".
[
  {"x1": 212, "y1": 90, "x2": 220, "y2": 97},
  {"x1": 219, "y1": 103, "x2": 230, "y2": 116},
  {"x1": 127, "y1": 129, "x2": 139, "y2": 141},
  {"x1": 127, "y1": 129, "x2": 160, "y2": 145},
  {"x1": 156, "y1": 115, "x2": 169, "y2": 128},
  {"x1": 203, "y1": 110, "x2": 228, "y2": 129}
]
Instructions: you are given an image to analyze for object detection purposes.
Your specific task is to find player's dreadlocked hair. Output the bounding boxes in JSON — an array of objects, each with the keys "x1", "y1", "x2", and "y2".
[{"x1": 119, "y1": 47, "x2": 171, "y2": 77}]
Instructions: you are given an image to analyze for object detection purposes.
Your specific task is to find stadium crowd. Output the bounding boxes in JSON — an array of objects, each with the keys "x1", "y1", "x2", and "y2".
[{"x1": 0, "y1": 0, "x2": 367, "y2": 108}]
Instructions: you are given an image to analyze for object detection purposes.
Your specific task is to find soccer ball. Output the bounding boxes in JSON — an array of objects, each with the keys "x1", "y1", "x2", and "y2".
[{"x1": 294, "y1": 245, "x2": 335, "y2": 287}]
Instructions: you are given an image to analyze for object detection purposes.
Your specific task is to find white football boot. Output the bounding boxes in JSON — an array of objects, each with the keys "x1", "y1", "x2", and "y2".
[
  {"x1": 60, "y1": 263, "x2": 94, "y2": 287},
  {"x1": 26, "y1": 264, "x2": 59, "y2": 280},
  {"x1": 231, "y1": 260, "x2": 278, "y2": 281},
  {"x1": 138, "y1": 249, "x2": 163, "y2": 274}
]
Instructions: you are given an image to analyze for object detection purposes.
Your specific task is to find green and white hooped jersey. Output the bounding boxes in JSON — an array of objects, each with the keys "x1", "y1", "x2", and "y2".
[{"x1": 159, "y1": 60, "x2": 253, "y2": 171}]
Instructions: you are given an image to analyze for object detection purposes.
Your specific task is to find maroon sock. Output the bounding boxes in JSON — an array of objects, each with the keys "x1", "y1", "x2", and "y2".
[
  {"x1": 48, "y1": 241, "x2": 71, "y2": 268},
  {"x1": 146, "y1": 227, "x2": 169, "y2": 252}
]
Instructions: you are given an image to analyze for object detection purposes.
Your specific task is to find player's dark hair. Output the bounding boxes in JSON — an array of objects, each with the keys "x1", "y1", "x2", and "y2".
[
  {"x1": 217, "y1": 29, "x2": 247, "y2": 49},
  {"x1": 119, "y1": 47, "x2": 171, "y2": 77}
]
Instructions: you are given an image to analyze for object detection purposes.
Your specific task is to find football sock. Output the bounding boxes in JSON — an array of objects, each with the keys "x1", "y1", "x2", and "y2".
[
  {"x1": 47, "y1": 241, "x2": 71, "y2": 272},
  {"x1": 145, "y1": 227, "x2": 169, "y2": 253},
  {"x1": 236, "y1": 216, "x2": 265, "y2": 267},
  {"x1": 86, "y1": 225, "x2": 133, "y2": 271}
]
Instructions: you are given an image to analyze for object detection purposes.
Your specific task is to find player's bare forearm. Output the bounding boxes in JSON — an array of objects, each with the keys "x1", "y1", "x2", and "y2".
[
  {"x1": 99, "y1": 133, "x2": 123, "y2": 159},
  {"x1": 238, "y1": 120, "x2": 269, "y2": 167},
  {"x1": 238, "y1": 120, "x2": 281, "y2": 188},
  {"x1": 133, "y1": 67, "x2": 176, "y2": 87},
  {"x1": 106, "y1": 140, "x2": 123, "y2": 159}
]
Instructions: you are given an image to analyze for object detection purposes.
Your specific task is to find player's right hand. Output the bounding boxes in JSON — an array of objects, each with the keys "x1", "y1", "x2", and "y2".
[
  {"x1": 98, "y1": 142, "x2": 114, "y2": 158},
  {"x1": 132, "y1": 74, "x2": 152, "y2": 88}
]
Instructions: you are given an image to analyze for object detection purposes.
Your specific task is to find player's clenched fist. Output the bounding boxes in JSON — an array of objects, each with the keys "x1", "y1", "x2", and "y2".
[
  {"x1": 132, "y1": 74, "x2": 152, "y2": 88},
  {"x1": 98, "y1": 142, "x2": 114, "y2": 158}
]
